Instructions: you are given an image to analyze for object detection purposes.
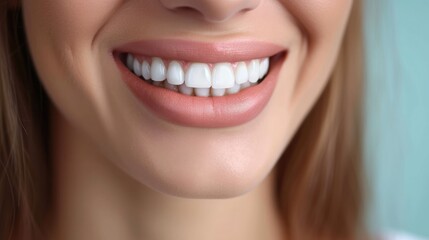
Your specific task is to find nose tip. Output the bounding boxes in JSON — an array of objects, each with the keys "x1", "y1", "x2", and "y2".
[{"x1": 159, "y1": 0, "x2": 261, "y2": 23}]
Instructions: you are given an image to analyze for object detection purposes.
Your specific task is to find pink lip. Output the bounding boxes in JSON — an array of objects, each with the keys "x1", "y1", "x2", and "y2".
[{"x1": 113, "y1": 40, "x2": 286, "y2": 128}]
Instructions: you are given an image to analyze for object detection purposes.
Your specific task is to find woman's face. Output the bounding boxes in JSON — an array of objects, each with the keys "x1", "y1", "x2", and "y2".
[{"x1": 23, "y1": 0, "x2": 352, "y2": 198}]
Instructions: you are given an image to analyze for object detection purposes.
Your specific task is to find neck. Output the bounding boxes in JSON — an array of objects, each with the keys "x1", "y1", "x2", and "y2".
[{"x1": 45, "y1": 107, "x2": 286, "y2": 240}]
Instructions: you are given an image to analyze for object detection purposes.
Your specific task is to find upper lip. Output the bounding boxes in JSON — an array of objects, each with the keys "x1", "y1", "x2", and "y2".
[{"x1": 114, "y1": 39, "x2": 286, "y2": 63}]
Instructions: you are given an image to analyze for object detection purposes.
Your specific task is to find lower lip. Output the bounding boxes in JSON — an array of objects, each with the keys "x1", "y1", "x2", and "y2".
[{"x1": 114, "y1": 53, "x2": 285, "y2": 128}]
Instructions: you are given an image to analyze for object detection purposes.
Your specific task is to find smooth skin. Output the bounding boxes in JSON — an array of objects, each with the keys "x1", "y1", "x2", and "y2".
[{"x1": 21, "y1": 0, "x2": 352, "y2": 239}]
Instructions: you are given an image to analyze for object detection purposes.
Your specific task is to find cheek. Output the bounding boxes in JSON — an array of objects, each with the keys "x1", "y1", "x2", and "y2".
[
  {"x1": 282, "y1": 0, "x2": 353, "y2": 40},
  {"x1": 277, "y1": 0, "x2": 354, "y2": 140},
  {"x1": 21, "y1": 0, "x2": 125, "y2": 153},
  {"x1": 22, "y1": 0, "x2": 121, "y2": 45},
  {"x1": 22, "y1": 0, "x2": 122, "y2": 107}
]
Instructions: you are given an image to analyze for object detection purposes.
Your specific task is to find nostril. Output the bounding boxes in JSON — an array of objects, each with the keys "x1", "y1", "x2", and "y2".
[
  {"x1": 176, "y1": 6, "x2": 196, "y2": 12},
  {"x1": 171, "y1": 6, "x2": 202, "y2": 17},
  {"x1": 167, "y1": 5, "x2": 234, "y2": 23},
  {"x1": 159, "y1": 0, "x2": 261, "y2": 23}
]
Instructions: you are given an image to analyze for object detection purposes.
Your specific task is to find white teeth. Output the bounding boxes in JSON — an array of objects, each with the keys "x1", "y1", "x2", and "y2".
[
  {"x1": 142, "y1": 61, "x2": 151, "y2": 80},
  {"x1": 235, "y1": 62, "x2": 249, "y2": 84},
  {"x1": 151, "y1": 57, "x2": 166, "y2": 81},
  {"x1": 133, "y1": 59, "x2": 142, "y2": 77},
  {"x1": 211, "y1": 88, "x2": 226, "y2": 97},
  {"x1": 167, "y1": 61, "x2": 185, "y2": 85},
  {"x1": 240, "y1": 82, "x2": 251, "y2": 90},
  {"x1": 185, "y1": 63, "x2": 211, "y2": 88},
  {"x1": 125, "y1": 54, "x2": 272, "y2": 97},
  {"x1": 195, "y1": 88, "x2": 210, "y2": 97},
  {"x1": 127, "y1": 54, "x2": 134, "y2": 69},
  {"x1": 259, "y1": 58, "x2": 269, "y2": 79},
  {"x1": 179, "y1": 84, "x2": 193, "y2": 96},
  {"x1": 226, "y1": 83, "x2": 241, "y2": 95},
  {"x1": 248, "y1": 59, "x2": 260, "y2": 83},
  {"x1": 212, "y1": 63, "x2": 235, "y2": 89}
]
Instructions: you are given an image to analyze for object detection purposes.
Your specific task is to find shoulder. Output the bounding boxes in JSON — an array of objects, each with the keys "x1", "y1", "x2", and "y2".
[{"x1": 380, "y1": 231, "x2": 427, "y2": 240}]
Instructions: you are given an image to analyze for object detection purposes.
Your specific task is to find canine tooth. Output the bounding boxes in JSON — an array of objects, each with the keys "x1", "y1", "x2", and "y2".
[
  {"x1": 133, "y1": 59, "x2": 142, "y2": 76},
  {"x1": 167, "y1": 61, "x2": 185, "y2": 85},
  {"x1": 142, "y1": 61, "x2": 151, "y2": 80},
  {"x1": 211, "y1": 88, "x2": 226, "y2": 97},
  {"x1": 179, "y1": 84, "x2": 193, "y2": 96},
  {"x1": 195, "y1": 88, "x2": 210, "y2": 97},
  {"x1": 235, "y1": 62, "x2": 249, "y2": 84},
  {"x1": 259, "y1": 58, "x2": 269, "y2": 78},
  {"x1": 226, "y1": 83, "x2": 241, "y2": 95},
  {"x1": 151, "y1": 57, "x2": 166, "y2": 81},
  {"x1": 248, "y1": 60, "x2": 260, "y2": 83},
  {"x1": 164, "y1": 82, "x2": 179, "y2": 92},
  {"x1": 127, "y1": 54, "x2": 134, "y2": 69},
  {"x1": 212, "y1": 63, "x2": 234, "y2": 89},
  {"x1": 185, "y1": 63, "x2": 211, "y2": 88}
]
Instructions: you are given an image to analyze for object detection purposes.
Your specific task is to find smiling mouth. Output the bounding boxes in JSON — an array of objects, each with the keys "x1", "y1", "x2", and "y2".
[
  {"x1": 113, "y1": 39, "x2": 286, "y2": 128},
  {"x1": 119, "y1": 53, "x2": 273, "y2": 97}
]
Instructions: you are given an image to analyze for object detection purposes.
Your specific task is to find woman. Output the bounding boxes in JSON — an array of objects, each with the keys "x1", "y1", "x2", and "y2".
[{"x1": 1, "y1": 0, "x2": 365, "y2": 239}]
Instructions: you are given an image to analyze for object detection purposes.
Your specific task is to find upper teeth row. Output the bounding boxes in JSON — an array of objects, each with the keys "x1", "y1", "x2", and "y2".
[{"x1": 125, "y1": 53, "x2": 270, "y2": 89}]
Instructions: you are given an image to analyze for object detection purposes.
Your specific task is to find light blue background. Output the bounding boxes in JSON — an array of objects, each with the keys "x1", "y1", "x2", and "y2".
[{"x1": 364, "y1": 0, "x2": 429, "y2": 238}]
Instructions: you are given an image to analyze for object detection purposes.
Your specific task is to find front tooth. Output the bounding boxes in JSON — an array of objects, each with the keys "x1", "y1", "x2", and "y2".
[
  {"x1": 151, "y1": 57, "x2": 166, "y2": 81},
  {"x1": 133, "y1": 59, "x2": 142, "y2": 77},
  {"x1": 127, "y1": 54, "x2": 134, "y2": 69},
  {"x1": 212, "y1": 63, "x2": 235, "y2": 89},
  {"x1": 142, "y1": 61, "x2": 151, "y2": 80},
  {"x1": 185, "y1": 63, "x2": 211, "y2": 88},
  {"x1": 211, "y1": 88, "x2": 226, "y2": 97},
  {"x1": 235, "y1": 62, "x2": 249, "y2": 84},
  {"x1": 259, "y1": 58, "x2": 269, "y2": 78},
  {"x1": 248, "y1": 59, "x2": 260, "y2": 83},
  {"x1": 179, "y1": 84, "x2": 193, "y2": 96},
  {"x1": 167, "y1": 61, "x2": 185, "y2": 85},
  {"x1": 195, "y1": 88, "x2": 210, "y2": 97},
  {"x1": 226, "y1": 83, "x2": 241, "y2": 95}
]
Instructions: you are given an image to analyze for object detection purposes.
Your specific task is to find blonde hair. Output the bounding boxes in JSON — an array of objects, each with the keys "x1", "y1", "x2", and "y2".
[
  {"x1": 276, "y1": 1, "x2": 365, "y2": 239},
  {"x1": 0, "y1": 1, "x2": 364, "y2": 239},
  {"x1": 0, "y1": 5, "x2": 50, "y2": 240}
]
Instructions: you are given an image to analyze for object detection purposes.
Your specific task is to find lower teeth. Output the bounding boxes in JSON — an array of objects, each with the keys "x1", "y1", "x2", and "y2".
[{"x1": 145, "y1": 79, "x2": 259, "y2": 97}]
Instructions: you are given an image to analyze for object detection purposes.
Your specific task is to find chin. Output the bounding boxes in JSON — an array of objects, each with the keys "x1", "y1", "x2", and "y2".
[
  {"x1": 146, "y1": 167, "x2": 269, "y2": 199},
  {"x1": 116, "y1": 143, "x2": 276, "y2": 199}
]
